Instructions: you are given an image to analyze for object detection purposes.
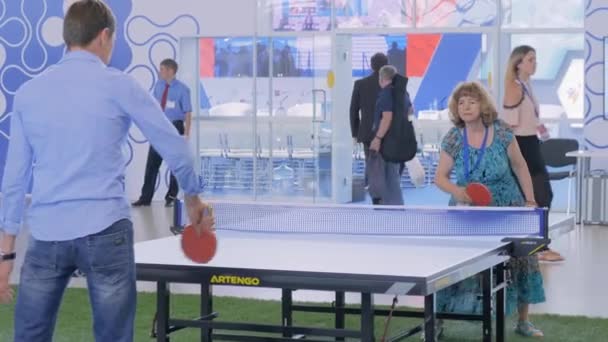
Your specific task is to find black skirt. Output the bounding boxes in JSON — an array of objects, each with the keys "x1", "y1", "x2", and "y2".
[
  {"x1": 516, "y1": 135, "x2": 548, "y2": 175},
  {"x1": 515, "y1": 135, "x2": 553, "y2": 209}
]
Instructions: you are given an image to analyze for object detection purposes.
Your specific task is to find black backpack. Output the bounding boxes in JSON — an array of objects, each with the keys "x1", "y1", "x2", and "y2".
[{"x1": 380, "y1": 74, "x2": 418, "y2": 163}]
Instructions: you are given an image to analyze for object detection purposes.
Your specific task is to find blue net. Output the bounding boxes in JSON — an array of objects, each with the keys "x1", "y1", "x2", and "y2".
[{"x1": 178, "y1": 201, "x2": 545, "y2": 237}]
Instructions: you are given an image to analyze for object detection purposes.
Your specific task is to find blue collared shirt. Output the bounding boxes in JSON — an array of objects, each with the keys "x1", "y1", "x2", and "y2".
[
  {"x1": 154, "y1": 79, "x2": 192, "y2": 121},
  {"x1": 373, "y1": 86, "x2": 393, "y2": 132},
  {"x1": 1, "y1": 51, "x2": 202, "y2": 241}
]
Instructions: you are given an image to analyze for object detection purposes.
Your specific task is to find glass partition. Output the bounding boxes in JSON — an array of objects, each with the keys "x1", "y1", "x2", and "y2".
[
  {"x1": 193, "y1": 34, "x2": 337, "y2": 202},
  {"x1": 502, "y1": 0, "x2": 584, "y2": 28},
  {"x1": 501, "y1": 33, "x2": 585, "y2": 141},
  {"x1": 197, "y1": 36, "x2": 258, "y2": 199},
  {"x1": 335, "y1": 0, "x2": 413, "y2": 29},
  {"x1": 416, "y1": 0, "x2": 497, "y2": 27},
  {"x1": 185, "y1": 0, "x2": 585, "y2": 205},
  {"x1": 262, "y1": 35, "x2": 333, "y2": 202}
]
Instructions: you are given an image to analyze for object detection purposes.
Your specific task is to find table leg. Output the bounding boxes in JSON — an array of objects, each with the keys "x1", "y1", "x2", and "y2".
[
  {"x1": 335, "y1": 291, "x2": 346, "y2": 341},
  {"x1": 157, "y1": 281, "x2": 170, "y2": 342},
  {"x1": 582, "y1": 157, "x2": 590, "y2": 227},
  {"x1": 424, "y1": 294, "x2": 436, "y2": 342},
  {"x1": 496, "y1": 264, "x2": 506, "y2": 342},
  {"x1": 575, "y1": 157, "x2": 589, "y2": 225},
  {"x1": 481, "y1": 269, "x2": 492, "y2": 342},
  {"x1": 575, "y1": 158, "x2": 581, "y2": 224},
  {"x1": 201, "y1": 283, "x2": 213, "y2": 342},
  {"x1": 361, "y1": 293, "x2": 375, "y2": 341},
  {"x1": 282, "y1": 289, "x2": 293, "y2": 338}
]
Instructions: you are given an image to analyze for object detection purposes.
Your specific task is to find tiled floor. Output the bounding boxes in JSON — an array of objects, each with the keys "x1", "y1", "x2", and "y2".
[
  {"x1": 534, "y1": 224, "x2": 608, "y2": 318},
  {"x1": 7, "y1": 202, "x2": 606, "y2": 318}
]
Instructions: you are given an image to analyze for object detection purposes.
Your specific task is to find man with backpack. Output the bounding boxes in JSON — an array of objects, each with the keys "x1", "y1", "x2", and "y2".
[{"x1": 367, "y1": 65, "x2": 418, "y2": 205}]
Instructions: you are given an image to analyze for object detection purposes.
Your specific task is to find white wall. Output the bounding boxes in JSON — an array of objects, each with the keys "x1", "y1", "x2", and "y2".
[{"x1": 584, "y1": 0, "x2": 608, "y2": 169}]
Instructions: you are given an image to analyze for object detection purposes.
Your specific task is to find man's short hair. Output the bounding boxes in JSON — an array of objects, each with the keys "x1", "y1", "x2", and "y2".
[
  {"x1": 370, "y1": 53, "x2": 388, "y2": 72},
  {"x1": 379, "y1": 65, "x2": 397, "y2": 81},
  {"x1": 160, "y1": 59, "x2": 179, "y2": 73},
  {"x1": 63, "y1": 0, "x2": 116, "y2": 48}
]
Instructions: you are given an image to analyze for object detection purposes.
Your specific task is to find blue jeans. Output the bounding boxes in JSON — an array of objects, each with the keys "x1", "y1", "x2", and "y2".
[{"x1": 14, "y1": 219, "x2": 136, "y2": 342}]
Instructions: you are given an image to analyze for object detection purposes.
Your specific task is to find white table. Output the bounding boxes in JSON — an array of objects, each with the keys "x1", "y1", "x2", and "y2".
[
  {"x1": 565, "y1": 150, "x2": 608, "y2": 224},
  {"x1": 137, "y1": 233, "x2": 510, "y2": 342},
  {"x1": 135, "y1": 201, "x2": 550, "y2": 342}
]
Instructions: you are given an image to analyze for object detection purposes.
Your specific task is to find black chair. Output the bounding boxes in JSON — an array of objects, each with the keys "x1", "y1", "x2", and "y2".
[{"x1": 540, "y1": 138, "x2": 579, "y2": 213}]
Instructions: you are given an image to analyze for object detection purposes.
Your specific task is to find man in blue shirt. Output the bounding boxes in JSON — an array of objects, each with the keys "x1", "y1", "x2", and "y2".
[
  {"x1": 0, "y1": 1, "x2": 212, "y2": 341},
  {"x1": 368, "y1": 65, "x2": 404, "y2": 205},
  {"x1": 132, "y1": 58, "x2": 192, "y2": 208}
]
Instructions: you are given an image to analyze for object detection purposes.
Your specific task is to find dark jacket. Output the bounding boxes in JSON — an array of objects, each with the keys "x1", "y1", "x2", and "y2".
[{"x1": 350, "y1": 72, "x2": 381, "y2": 144}]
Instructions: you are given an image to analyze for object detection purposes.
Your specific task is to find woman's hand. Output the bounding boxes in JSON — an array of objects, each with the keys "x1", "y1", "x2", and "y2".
[{"x1": 453, "y1": 187, "x2": 472, "y2": 205}]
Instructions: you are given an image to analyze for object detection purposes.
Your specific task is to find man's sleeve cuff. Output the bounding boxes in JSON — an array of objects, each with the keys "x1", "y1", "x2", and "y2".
[
  {"x1": 182, "y1": 175, "x2": 206, "y2": 196},
  {"x1": 0, "y1": 220, "x2": 21, "y2": 236}
]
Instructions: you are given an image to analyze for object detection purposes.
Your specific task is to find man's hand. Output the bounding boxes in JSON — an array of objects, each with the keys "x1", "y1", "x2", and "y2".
[
  {"x1": 370, "y1": 137, "x2": 381, "y2": 152},
  {"x1": 184, "y1": 195, "x2": 215, "y2": 235},
  {"x1": 0, "y1": 261, "x2": 14, "y2": 304}
]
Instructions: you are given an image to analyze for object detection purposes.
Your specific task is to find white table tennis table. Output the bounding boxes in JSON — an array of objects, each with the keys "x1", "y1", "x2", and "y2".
[{"x1": 135, "y1": 201, "x2": 550, "y2": 342}]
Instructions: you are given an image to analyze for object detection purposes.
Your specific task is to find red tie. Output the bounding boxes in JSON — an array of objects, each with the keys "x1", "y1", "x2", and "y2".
[{"x1": 160, "y1": 83, "x2": 170, "y2": 110}]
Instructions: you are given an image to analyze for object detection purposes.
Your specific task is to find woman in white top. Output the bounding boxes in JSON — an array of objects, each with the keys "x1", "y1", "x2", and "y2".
[{"x1": 503, "y1": 45, "x2": 564, "y2": 263}]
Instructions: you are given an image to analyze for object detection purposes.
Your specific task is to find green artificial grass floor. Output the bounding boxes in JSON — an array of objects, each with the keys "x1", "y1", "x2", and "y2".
[{"x1": 1, "y1": 288, "x2": 607, "y2": 341}]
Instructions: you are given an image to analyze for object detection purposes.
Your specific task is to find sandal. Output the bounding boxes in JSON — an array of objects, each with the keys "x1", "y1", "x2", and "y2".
[
  {"x1": 539, "y1": 249, "x2": 565, "y2": 262},
  {"x1": 515, "y1": 321, "x2": 544, "y2": 338}
]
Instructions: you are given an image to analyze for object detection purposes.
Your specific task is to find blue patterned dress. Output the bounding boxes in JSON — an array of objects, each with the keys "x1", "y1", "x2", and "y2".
[{"x1": 435, "y1": 120, "x2": 546, "y2": 315}]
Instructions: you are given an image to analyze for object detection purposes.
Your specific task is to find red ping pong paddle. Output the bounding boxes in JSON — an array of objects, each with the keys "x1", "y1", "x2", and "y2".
[
  {"x1": 465, "y1": 182, "x2": 492, "y2": 206},
  {"x1": 181, "y1": 206, "x2": 217, "y2": 264}
]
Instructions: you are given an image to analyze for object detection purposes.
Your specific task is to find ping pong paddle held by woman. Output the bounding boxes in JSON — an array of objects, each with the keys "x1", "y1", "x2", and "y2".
[
  {"x1": 465, "y1": 182, "x2": 492, "y2": 206},
  {"x1": 181, "y1": 204, "x2": 217, "y2": 264}
]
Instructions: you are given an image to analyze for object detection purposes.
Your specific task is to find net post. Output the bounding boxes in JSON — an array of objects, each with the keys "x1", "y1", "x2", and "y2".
[{"x1": 536, "y1": 207, "x2": 549, "y2": 239}]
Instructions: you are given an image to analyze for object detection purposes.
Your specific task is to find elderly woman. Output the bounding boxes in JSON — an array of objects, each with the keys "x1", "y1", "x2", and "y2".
[{"x1": 432, "y1": 81, "x2": 546, "y2": 338}]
